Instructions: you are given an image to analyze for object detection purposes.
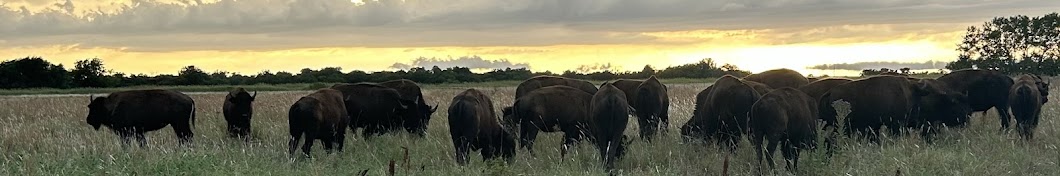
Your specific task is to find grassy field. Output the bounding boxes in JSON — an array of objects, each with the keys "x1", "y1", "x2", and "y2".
[{"x1": 1, "y1": 80, "x2": 1057, "y2": 175}]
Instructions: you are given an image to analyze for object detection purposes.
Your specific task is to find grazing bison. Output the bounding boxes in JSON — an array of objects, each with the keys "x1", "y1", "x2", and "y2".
[
  {"x1": 288, "y1": 89, "x2": 350, "y2": 156},
  {"x1": 914, "y1": 79, "x2": 972, "y2": 138},
  {"x1": 937, "y1": 69, "x2": 1015, "y2": 129},
  {"x1": 608, "y1": 79, "x2": 643, "y2": 107},
  {"x1": 447, "y1": 89, "x2": 516, "y2": 165},
  {"x1": 505, "y1": 76, "x2": 598, "y2": 129},
  {"x1": 744, "y1": 68, "x2": 810, "y2": 89},
  {"x1": 1009, "y1": 75, "x2": 1048, "y2": 140},
  {"x1": 634, "y1": 76, "x2": 670, "y2": 140},
  {"x1": 749, "y1": 88, "x2": 818, "y2": 173},
  {"x1": 681, "y1": 75, "x2": 763, "y2": 151},
  {"x1": 819, "y1": 76, "x2": 965, "y2": 144},
  {"x1": 380, "y1": 79, "x2": 439, "y2": 137},
  {"x1": 514, "y1": 76, "x2": 598, "y2": 98},
  {"x1": 590, "y1": 83, "x2": 633, "y2": 170},
  {"x1": 223, "y1": 88, "x2": 256, "y2": 139},
  {"x1": 503, "y1": 85, "x2": 592, "y2": 156},
  {"x1": 798, "y1": 78, "x2": 853, "y2": 101},
  {"x1": 86, "y1": 89, "x2": 196, "y2": 147},
  {"x1": 331, "y1": 83, "x2": 414, "y2": 138}
]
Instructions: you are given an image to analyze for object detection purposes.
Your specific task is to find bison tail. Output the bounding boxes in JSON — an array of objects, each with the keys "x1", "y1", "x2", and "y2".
[{"x1": 190, "y1": 103, "x2": 197, "y2": 130}]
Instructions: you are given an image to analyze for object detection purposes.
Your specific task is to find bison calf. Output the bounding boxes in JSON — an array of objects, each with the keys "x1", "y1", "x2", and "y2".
[
  {"x1": 86, "y1": 89, "x2": 196, "y2": 148},
  {"x1": 447, "y1": 89, "x2": 516, "y2": 165},
  {"x1": 223, "y1": 88, "x2": 256, "y2": 139},
  {"x1": 288, "y1": 89, "x2": 350, "y2": 157},
  {"x1": 590, "y1": 82, "x2": 633, "y2": 170},
  {"x1": 1009, "y1": 75, "x2": 1048, "y2": 140},
  {"x1": 749, "y1": 88, "x2": 817, "y2": 173}
]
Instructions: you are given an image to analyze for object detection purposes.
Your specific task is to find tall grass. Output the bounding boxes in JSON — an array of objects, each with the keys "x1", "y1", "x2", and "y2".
[{"x1": 0, "y1": 82, "x2": 1056, "y2": 175}]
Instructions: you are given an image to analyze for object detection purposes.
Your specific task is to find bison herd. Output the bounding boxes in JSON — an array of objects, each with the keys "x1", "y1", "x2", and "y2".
[{"x1": 82, "y1": 69, "x2": 1051, "y2": 173}]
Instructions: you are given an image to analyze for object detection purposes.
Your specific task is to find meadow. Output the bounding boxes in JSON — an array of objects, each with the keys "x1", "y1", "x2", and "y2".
[{"x1": 1, "y1": 80, "x2": 1057, "y2": 175}]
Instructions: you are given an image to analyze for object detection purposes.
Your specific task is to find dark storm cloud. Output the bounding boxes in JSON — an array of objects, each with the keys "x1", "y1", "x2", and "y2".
[{"x1": 0, "y1": 0, "x2": 1058, "y2": 51}]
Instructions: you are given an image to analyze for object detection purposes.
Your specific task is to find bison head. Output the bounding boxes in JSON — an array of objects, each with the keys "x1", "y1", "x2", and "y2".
[
  {"x1": 228, "y1": 91, "x2": 256, "y2": 118},
  {"x1": 915, "y1": 79, "x2": 972, "y2": 126},
  {"x1": 85, "y1": 96, "x2": 110, "y2": 130}
]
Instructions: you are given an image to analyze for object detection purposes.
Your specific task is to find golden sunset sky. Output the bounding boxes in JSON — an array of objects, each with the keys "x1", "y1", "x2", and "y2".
[{"x1": 2, "y1": 0, "x2": 1059, "y2": 76}]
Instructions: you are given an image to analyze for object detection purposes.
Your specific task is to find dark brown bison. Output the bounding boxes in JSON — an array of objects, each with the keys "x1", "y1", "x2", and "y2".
[
  {"x1": 798, "y1": 78, "x2": 853, "y2": 101},
  {"x1": 681, "y1": 75, "x2": 763, "y2": 151},
  {"x1": 331, "y1": 83, "x2": 414, "y2": 138},
  {"x1": 914, "y1": 79, "x2": 972, "y2": 139},
  {"x1": 608, "y1": 79, "x2": 643, "y2": 107},
  {"x1": 223, "y1": 88, "x2": 256, "y2": 139},
  {"x1": 380, "y1": 79, "x2": 439, "y2": 137},
  {"x1": 744, "y1": 80, "x2": 774, "y2": 95},
  {"x1": 633, "y1": 76, "x2": 670, "y2": 140},
  {"x1": 447, "y1": 89, "x2": 516, "y2": 165},
  {"x1": 749, "y1": 88, "x2": 818, "y2": 173},
  {"x1": 505, "y1": 76, "x2": 598, "y2": 129},
  {"x1": 503, "y1": 85, "x2": 592, "y2": 156},
  {"x1": 937, "y1": 69, "x2": 1015, "y2": 129},
  {"x1": 744, "y1": 68, "x2": 810, "y2": 89},
  {"x1": 1009, "y1": 75, "x2": 1048, "y2": 140},
  {"x1": 288, "y1": 89, "x2": 350, "y2": 156},
  {"x1": 86, "y1": 89, "x2": 196, "y2": 147},
  {"x1": 590, "y1": 83, "x2": 632, "y2": 170},
  {"x1": 514, "y1": 76, "x2": 598, "y2": 98},
  {"x1": 819, "y1": 76, "x2": 967, "y2": 145}
]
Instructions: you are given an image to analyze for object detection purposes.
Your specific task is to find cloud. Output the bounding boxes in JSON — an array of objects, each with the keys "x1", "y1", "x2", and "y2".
[
  {"x1": 806, "y1": 61, "x2": 949, "y2": 71},
  {"x1": 0, "y1": 0, "x2": 1058, "y2": 51},
  {"x1": 389, "y1": 56, "x2": 529, "y2": 71}
]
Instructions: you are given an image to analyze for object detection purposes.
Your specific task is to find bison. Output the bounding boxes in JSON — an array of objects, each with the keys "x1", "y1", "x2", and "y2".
[
  {"x1": 331, "y1": 83, "x2": 414, "y2": 138},
  {"x1": 819, "y1": 76, "x2": 967, "y2": 145},
  {"x1": 288, "y1": 89, "x2": 350, "y2": 157},
  {"x1": 380, "y1": 79, "x2": 439, "y2": 137},
  {"x1": 86, "y1": 89, "x2": 196, "y2": 147},
  {"x1": 514, "y1": 76, "x2": 598, "y2": 98},
  {"x1": 744, "y1": 68, "x2": 810, "y2": 89},
  {"x1": 590, "y1": 82, "x2": 633, "y2": 170},
  {"x1": 937, "y1": 69, "x2": 1015, "y2": 129},
  {"x1": 223, "y1": 88, "x2": 256, "y2": 139},
  {"x1": 1009, "y1": 75, "x2": 1048, "y2": 140},
  {"x1": 681, "y1": 75, "x2": 763, "y2": 151},
  {"x1": 798, "y1": 78, "x2": 853, "y2": 101},
  {"x1": 503, "y1": 85, "x2": 592, "y2": 156},
  {"x1": 749, "y1": 88, "x2": 818, "y2": 173},
  {"x1": 635, "y1": 76, "x2": 670, "y2": 140},
  {"x1": 447, "y1": 89, "x2": 516, "y2": 165}
]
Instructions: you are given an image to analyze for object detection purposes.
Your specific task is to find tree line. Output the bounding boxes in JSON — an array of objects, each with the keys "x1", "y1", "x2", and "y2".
[
  {"x1": 946, "y1": 12, "x2": 1060, "y2": 75},
  {"x1": 0, "y1": 57, "x2": 749, "y2": 89}
]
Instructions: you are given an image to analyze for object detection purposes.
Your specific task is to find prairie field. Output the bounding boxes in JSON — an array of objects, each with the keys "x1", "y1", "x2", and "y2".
[{"x1": 1, "y1": 81, "x2": 1058, "y2": 175}]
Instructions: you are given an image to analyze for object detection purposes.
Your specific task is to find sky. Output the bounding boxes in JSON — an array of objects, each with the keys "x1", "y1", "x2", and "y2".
[{"x1": 1, "y1": 0, "x2": 1058, "y2": 76}]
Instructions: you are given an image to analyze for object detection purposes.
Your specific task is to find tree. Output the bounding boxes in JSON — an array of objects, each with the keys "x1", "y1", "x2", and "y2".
[
  {"x1": 948, "y1": 13, "x2": 1060, "y2": 75},
  {"x1": 70, "y1": 58, "x2": 112, "y2": 87},
  {"x1": 0, "y1": 57, "x2": 71, "y2": 89},
  {"x1": 177, "y1": 65, "x2": 209, "y2": 85}
]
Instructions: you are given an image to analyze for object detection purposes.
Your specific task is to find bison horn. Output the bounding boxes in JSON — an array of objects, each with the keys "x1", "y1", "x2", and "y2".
[
  {"x1": 89, "y1": 94, "x2": 94, "y2": 102},
  {"x1": 252, "y1": 91, "x2": 258, "y2": 98}
]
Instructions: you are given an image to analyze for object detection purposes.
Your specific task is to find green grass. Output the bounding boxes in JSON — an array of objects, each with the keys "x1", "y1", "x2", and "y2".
[{"x1": 1, "y1": 83, "x2": 1056, "y2": 175}]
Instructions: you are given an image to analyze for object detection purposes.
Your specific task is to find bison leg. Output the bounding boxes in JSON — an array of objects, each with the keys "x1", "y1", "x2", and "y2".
[
  {"x1": 752, "y1": 131, "x2": 766, "y2": 174},
  {"x1": 172, "y1": 122, "x2": 194, "y2": 145},
  {"x1": 764, "y1": 137, "x2": 780, "y2": 174},
  {"x1": 560, "y1": 131, "x2": 582, "y2": 157},
  {"x1": 288, "y1": 134, "x2": 302, "y2": 157},
  {"x1": 301, "y1": 133, "x2": 315, "y2": 157},
  {"x1": 660, "y1": 110, "x2": 670, "y2": 135},
  {"x1": 998, "y1": 105, "x2": 1013, "y2": 131},
  {"x1": 453, "y1": 136, "x2": 471, "y2": 165},
  {"x1": 782, "y1": 141, "x2": 800, "y2": 172},
  {"x1": 638, "y1": 116, "x2": 658, "y2": 141},
  {"x1": 135, "y1": 132, "x2": 147, "y2": 148},
  {"x1": 336, "y1": 131, "x2": 346, "y2": 152},
  {"x1": 519, "y1": 121, "x2": 540, "y2": 155},
  {"x1": 117, "y1": 131, "x2": 134, "y2": 149}
]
